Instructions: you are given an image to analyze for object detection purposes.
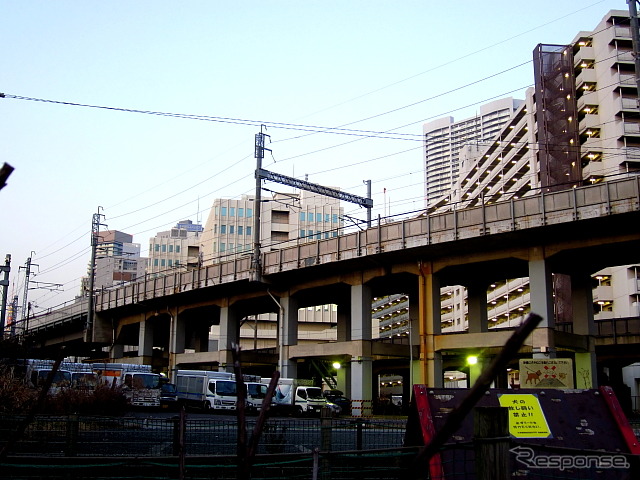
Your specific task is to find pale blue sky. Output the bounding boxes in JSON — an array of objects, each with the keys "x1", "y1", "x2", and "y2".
[{"x1": 0, "y1": 1, "x2": 623, "y2": 311}]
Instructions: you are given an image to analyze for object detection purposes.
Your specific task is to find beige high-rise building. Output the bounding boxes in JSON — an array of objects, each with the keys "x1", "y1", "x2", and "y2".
[
  {"x1": 147, "y1": 220, "x2": 203, "y2": 276},
  {"x1": 199, "y1": 190, "x2": 347, "y2": 350}
]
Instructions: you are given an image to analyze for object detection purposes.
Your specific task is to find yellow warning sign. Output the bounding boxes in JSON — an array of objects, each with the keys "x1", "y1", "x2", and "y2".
[{"x1": 498, "y1": 394, "x2": 552, "y2": 438}]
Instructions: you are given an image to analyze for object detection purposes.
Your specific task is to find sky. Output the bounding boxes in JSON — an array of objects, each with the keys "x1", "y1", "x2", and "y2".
[{"x1": 0, "y1": 0, "x2": 625, "y2": 313}]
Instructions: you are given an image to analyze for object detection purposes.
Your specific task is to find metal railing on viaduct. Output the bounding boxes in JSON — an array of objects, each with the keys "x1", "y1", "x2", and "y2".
[{"x1": 23, "y1": 176, "x2": 640, "y2": 358}]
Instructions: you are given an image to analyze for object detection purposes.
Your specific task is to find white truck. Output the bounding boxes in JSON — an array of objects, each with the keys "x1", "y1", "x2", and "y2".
[
  {"x1": 244, "y1": 375, "x2": 270, "y2": 414},
  {"x1": 91, "y1": 362, "x2": 161, "y2": 408},
  {"x1": 175, "y1": 370, "x2": 238, "y2": 411},
  {"x1": 23, "y1": 359, "x2": 72, "y2": 394},
  {"x1": 263, "y1": 377, "x2": 327, "y2": 416}
]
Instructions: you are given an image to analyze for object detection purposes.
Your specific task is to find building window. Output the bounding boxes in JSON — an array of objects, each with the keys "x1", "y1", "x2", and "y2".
[
  {"x1": 247, "y1": 208, "x2": 253, "y2": 218},
  {"x1": 238, "y1": 208, "x2": 244, "y2": 218},
  {"x1": 300, "y1": 212, "x2": 306, "y2": 222},
  {"x1": 155, "y1": 244, "x2": 160, "y2": 252},
  {"x1": 332, "y1": 214, "x2": 338, "y2": 223},
  {"x1": 316, "y1": 213, "x2": 322, "y2": 222},
  {"x1": 221, "y1": 206, "x2": 227, "y2": 217},
  {"x1": 229, "y1": 243, "x2": 234, "y2": 251},
  {"x1": 246, "y1": 226, "x2": 252, "y2": 236},
  {"x1": 169, "y1": 245, "x2": 173, "y2": 253},
  {"x1": 161, "y1": 245, "x2": 166, "y2": 252},
  {"x1": 300, "y1": 229, "x2": 305, "y2": 237},
  {"x1": 220, "y1": 225, "x2": 227, "y2": 234},
  {"x1": 238, "y1": 226, "x2": 243, "y2": 236},
  {"x1": 214, "y1": 224, "x2": 218, "y2": 234},
  {"x1": 230, "y1": 207, "x2": 235, "y2": 217},
  {"x1": 220, "y1": 243, "x2": 226, "y2": 252},
  {"x1": 229, "y1": 225, "x2": 235, "y2": 234},
  {"x1": 154, "y1": 259, "x2": 158, "y2": 266},
  {"x1": 168, "y1": 259, "x2": 173, "y2": 267},
  {"x1": 325, "y1": 214, "x2": 330, "y2": 222},
  {"x1": 161, "y1": 259, "x2": 166, "y2": 267},
  {"x1": 308, "y1": 212, "x2": 314, "y2": 222},
  {"x1": 176, "y1": 245, "x2": 180, "y2": 253}
]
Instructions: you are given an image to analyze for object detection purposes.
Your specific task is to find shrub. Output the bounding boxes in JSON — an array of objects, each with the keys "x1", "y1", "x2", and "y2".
[
  {"x1": 41, "y1": 384, "x2": 129, "y2": 416},
  {"x1": 0, "y1": 366, "x2": 38, "y2": 414}
]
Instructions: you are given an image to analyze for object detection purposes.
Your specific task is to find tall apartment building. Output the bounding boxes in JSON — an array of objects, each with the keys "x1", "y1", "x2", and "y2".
[
  {"x1": 377, "y1": 9, "x2": 640, "y2": 342},
  {"x1": 199, "y1": 189, "x2": 346, "y2": 349},
  {"x1": 80, "y1": 230, "x2": 147, "y2": 295},
  {"x1": 147, "y1": 220, "x2": 203, "y2": 276},
  {"x1": 454, "y1": 9, "x2": 639, "y2": 316},
  {"x1": 423, "y1": 97, "x2": 524, "y2": 209}
]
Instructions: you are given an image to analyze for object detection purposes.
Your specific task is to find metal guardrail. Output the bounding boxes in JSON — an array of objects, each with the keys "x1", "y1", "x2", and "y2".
[
  {"x1": 27, "y1": 176, "x2": 640, "y2": 327},
  {"x1": 99, "y1": 177, "x2": 640, "y2": 310}
]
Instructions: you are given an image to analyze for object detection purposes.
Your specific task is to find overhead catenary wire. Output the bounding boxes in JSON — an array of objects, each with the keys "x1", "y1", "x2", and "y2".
[{"x1": 3, "y1": 12, "x2": 627, "y2": 310}]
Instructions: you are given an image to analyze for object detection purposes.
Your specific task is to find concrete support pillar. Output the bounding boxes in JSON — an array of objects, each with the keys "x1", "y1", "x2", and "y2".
[
  {"x1": 138, "y1": 317, "x2": 154, "y2": 358},
  {"x1": 467, "y1": 281, "x2": 488, "y2": 333},
  {"x1": 168, "y1": 309, "x2": 185, "y2": 379},
  {"x1": 193, "y1": 324, "x2": 210, "y2": 353},
  {"x1": 408, "y1": 296, "x2": 421, "y2": 387},
  {"x1": 418, "y1": 263, "x2": 443, "y2": 387},
  {"x1": 279, "y1": 295, "x2": 298, "y2": 378},
  {"x1": 109, "y1": 343, "x2": 124, "y2": 360},
  {"x1": 336, "y1": 303, "x2": 350, "y2": 342},
  {"x1": 218, "y1": 305, "x2": 238, "y2": 372},
  {"x1": 571, "y1": 271, "x2": 597, "y2": 388},
  {"x1": 351, "y1": 283, "x2": 372, "y2": 340},
  {"x1": 350, "y1": 356, "x2": 373, "y2": 416},
  {"x1": 528, "y1": 253, "x2": 556, "y2": 359}
]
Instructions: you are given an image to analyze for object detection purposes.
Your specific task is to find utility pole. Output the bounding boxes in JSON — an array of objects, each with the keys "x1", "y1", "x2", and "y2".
[
  {"x1": 629, "y1": 1, "x2": 640, "y2": 105},
  {"x1": 9, "y1": 295, "x2": 18, "y2": 337},
  {"x1": 19, "y1": 254, "x2": 36, "y2": 325},
  {"x1": 252, "y1": 127, "x2": 271, "y2": 281},
  {"x1": 0, "y1": 254, "x2": 10, "y2": 338},
  {"x1": 364, "y1": 180, "x2": 372, "y2": 228},
  {"x1": 85, "y1": 207, "x2": 106, "y2": 342}
]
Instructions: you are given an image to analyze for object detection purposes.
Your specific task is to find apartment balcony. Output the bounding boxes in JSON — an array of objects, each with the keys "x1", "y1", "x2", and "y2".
[
  {"x1": 575, "y1": 68, "x2": 597, "y2": 90},
  {"x1": 602, "y1": 26, "x2": 632, "y2": 46},
  {"x1": 578, "y1": 114, "x2": 601, "y2": 135},
  {"x1": 615, "y1": 50, "x2": 635, "y2": 65},
  {"x1": 620, "y1": 97, "x2": 640, "y2": 113},
  {"x1": 622, "y1": 122, "x2": 640, "y2": 138},
  {"x1": 577, "y1": 91, "x2": 598, "y2": 111},
  {"x1": 593, "y1": 285, "x2": 613, "y2": 303},
  {"x1": 583, "y1": 161, "x2": 606, "y2": 179},
  {"x1": 581, "y1": 134, "x2": 602, "y2": 150},
  {"x1": 617, "y1": 73, "x2": 637, "y2": 90},
  {"x1": 573, "y1": 46, "x2": 594, "y2": 68}
]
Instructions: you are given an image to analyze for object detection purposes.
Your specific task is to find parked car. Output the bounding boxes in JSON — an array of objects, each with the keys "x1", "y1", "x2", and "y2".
[
  {"x1": 160, "y1": 382, "x2": 179, "y2": 410},
  {"x1": 323, "y1": 390, "x2": 351, "y2": 415}
]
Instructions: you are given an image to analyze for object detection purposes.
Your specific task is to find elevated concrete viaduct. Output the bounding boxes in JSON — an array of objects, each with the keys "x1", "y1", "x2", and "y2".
[{"x1": 24, "y1": 177, "x2": 640, "y2": 413}]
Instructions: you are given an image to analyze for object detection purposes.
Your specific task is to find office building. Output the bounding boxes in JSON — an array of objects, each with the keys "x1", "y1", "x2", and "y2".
[{"x1": 147, "y1": 220, "x2": 203, "y2": 276}]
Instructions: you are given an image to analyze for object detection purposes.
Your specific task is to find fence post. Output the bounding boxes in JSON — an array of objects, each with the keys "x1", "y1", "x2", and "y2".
[
  {"x1": 356, "y1": 419, "x2": 364, "y2": 450},
  {"x1": 473, "y1": 406, "x2": 510, "y2": 480},
  {"x1": 65, "y1": 414, "x2": 79, "y2": 457},
  {"x1": 320, "y1": 407, "x2": 332, "y2": 479},
  {"x1": 172, "y1": 408, "x2": 186, "y2": 480}
]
